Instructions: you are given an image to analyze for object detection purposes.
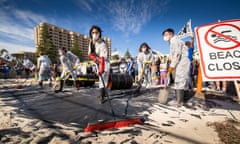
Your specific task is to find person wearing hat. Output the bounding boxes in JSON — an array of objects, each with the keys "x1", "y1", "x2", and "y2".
[
  {"x1": 162, "y1": 28, "x2": 190, "y2": 107},
  {"x1": 57, "y1": 47, "x2": 80, "y2": 92},
  {"x1": 88, "y1": 25, "x2": 110, "y2": 103}
]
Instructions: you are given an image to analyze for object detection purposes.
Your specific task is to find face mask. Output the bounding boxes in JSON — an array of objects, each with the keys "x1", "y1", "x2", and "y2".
[
  {"x1": 92, "y1": 33, "x2": 99, "y2": 40},
  {"x1": 59, "y1": 51, "x2": 63, "y2": 56},
  {"x1": 163, "y1": 36, "x2": 169, "y2": 41},
  {"x1": 142, "y1": 48, "x2": 147, "y2": 52}
]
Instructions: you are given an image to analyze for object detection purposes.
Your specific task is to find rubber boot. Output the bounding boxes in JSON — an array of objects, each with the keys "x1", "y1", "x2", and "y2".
[
  {"x1": 105, "y1": 88, "x2": 110, "y2": 97},
  {"x1": 184, "y1": 90, "x2": 191, "y2": 102},
  {"x1": 55, "y1": 80, "x2": 64, "y2": 93},
  {"x1": 135, "y1": 79, "x2": 143, "y2": 93},
  {"x1": 49, "y1": 81, "x2": 52, "y2": 87},
  {"x1": 73, "y1": 81, "x2": 79, "y2": 91},
  {"x1": 176, "y1": 89, "x2": 184, "y2": 107},
  {"x1": 38, "y1": 81, "x2": 43, "y2": 88},
  {"x1": 98, "y1": 88, "x2": 105, "y2": 104},
  {"x1": 60, "y1": 80, "x2": 64, "y2": 91}
]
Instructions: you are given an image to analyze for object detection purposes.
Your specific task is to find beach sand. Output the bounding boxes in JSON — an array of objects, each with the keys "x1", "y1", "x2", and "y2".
[{"x1": 0, "y1": 79, "x2": 240, "y2": 144}]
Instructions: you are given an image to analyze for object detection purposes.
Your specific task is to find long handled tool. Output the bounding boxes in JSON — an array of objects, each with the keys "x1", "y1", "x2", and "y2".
[
  {"x1": 84, "y1": 63, "x2": 143, "y2": 132},
  {"x1": 54, "y1": 64, "x2": 80, "y2": 92},
  {"x1": 158, "y1": 73, "x2": 171, "y2": 104},
  {"x1": 99, "y1": 73, "x2": 116, "y2": 117},
  {"x1": 134, "y1": 61, "x2": 151, "y2": 93}
]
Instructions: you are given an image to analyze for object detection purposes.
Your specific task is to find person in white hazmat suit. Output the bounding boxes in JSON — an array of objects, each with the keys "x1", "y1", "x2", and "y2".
[
  {"x1": 57, "y1": 47, "x2": 80, "y2": 92},
  {"x1": 137, "y1": 42, "x2": 154, "y2": 88},
  {"x1": 37, "y1": 52, "x2": 52, "y2": 88},
  {"x1": 88, "y1": 25, "x2": 110, "y2": 104},
  {"x1": 162, "y1": 28, "x2": 190, "y2": 107}
]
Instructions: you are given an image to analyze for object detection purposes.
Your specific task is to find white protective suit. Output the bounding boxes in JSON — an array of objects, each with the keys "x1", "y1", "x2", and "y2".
[
  {"x1": 169, "y1": 36, "x2": 190, "y2": 90},
  {"x1": 37, "y1": 55, "x2": 51, "y2": 82},
  {"x1": 137, "y1": 50, "x2": 153, "y2": 85},
  {"x1": 88, "y1": 39, "x2": 110, "y2": 88},
  {"x1": 60, "y1": 51, "x2": 80, "y2": 81}
]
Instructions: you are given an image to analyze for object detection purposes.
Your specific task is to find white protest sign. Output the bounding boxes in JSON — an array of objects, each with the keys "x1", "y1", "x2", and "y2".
[
  {"x1": 177, "y1": 19, "x2": 193, "y2": 39},
  {"x1": 195, "y1": 19, "x2": 240, "y2": 81},
  {"x1": 23, "y1": 59, "x2": 36, "y2": 71},
  {"x1": 0, "y1": 52, "x2": 15, "y2": 62}
]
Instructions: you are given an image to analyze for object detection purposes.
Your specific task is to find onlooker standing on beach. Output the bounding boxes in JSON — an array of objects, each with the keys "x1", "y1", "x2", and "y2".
[
  {"x1": 192, "y1": 60, "x2": 199, "y2": 88},
  {"x1": 151, "y1": 61, "x2": 157, "y2": 85},
  {"x1": 127, "y1": 57, "x2": 135, "y2": 81},
  {"x1": 14, "y1": 60, "x2": 24, "y2": 81},
  {"x1": 159, "y1": 57, "x2": 168, "y2": 85},
  {"x1": 155, "y1": 56, "x2": 161, "y2": 77},
  {"x1": 185, "y1": 32, "x2": 194, "y2": 89},
  {"x1": 216, "y1": 81, "x2": 227, "y2": 93},
  {"x1": 3, "y1": 63, "x2": 11, "y2": 79}
]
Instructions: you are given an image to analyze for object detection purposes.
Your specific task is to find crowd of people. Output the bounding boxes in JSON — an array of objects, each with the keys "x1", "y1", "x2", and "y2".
[
  {"x1": 0, "y1": 25, "x2": 239, "y2": 105},
  {"x1": 0, "y1": 56, "x2": 34, "y2": 81},
  {"x1": 108, "y1": 28, "x2": 239, "y2": 106}
]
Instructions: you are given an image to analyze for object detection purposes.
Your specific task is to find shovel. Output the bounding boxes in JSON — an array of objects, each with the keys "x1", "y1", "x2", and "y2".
[
  {"x1": 158, "y1": 72, "x2": 171, "y2": 104},
  {"x1": 54, "y1": 64, "x2": 80, "y2": 92}
]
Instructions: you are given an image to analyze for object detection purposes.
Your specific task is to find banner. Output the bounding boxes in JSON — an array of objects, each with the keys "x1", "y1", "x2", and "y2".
[
  {"x1": 177, "y1": 19, "x2": 193, "y2": 39},
  {"x1": 0, "y1": 52, "x2": 15, "y2": 62},
  {"x1": 23, "y1": 59, "x2": 36, "y2": 71}
]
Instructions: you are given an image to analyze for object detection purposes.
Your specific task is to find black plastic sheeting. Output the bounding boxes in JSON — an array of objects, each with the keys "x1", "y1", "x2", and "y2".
[{"x1": 0, "y1": 85, "x2": 158, "y2": 129}]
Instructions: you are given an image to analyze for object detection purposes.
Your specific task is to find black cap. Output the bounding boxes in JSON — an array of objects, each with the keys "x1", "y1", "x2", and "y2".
[
  {"x1": 59, "y1": 47, "x2": 67, "y2": 52},
  {"x1": 162, "y1": 28, "x2": 174, "y2": 35}
]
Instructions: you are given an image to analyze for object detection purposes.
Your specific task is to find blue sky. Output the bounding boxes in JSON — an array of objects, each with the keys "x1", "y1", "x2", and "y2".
[{"x1": 0, "y1": 0, "x2": 239, "y2": 56}]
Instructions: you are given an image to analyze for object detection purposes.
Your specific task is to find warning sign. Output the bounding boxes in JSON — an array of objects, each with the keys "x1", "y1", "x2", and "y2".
[{"x1": 195, "y1": 19, "x2": 240, "y2": 81}]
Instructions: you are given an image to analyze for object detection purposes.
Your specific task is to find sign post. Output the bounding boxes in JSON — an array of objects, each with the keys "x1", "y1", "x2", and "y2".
[
  {"x1": 195, "y1": 19, "x2": 240, "y2": 81},
  {"x1": 195, "y1": 19, "x2": 240, "y2": 100}
]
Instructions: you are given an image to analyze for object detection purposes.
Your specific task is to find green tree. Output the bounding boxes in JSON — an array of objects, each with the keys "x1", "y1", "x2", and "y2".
[
  {"x1": 110, "y1": 54, "x2": 120, "y2": 61},
  {"x1": 35, "y1": 23, "x2": 58, "y2": 64},
  {"x1": 71, "y1": 40, "x2": 83, "y2": 61},
  {"x1": 0, "y1": 49, "x2": 8, "y2": 55},
  {"x1": 124, "y1": 49, "x2": 131, "y2": 58}
]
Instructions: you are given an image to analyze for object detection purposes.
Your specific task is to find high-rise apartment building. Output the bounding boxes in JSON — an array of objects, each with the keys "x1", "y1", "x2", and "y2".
[{"x1": 34, "y1": 22, "x2": 111, "y2": 61}]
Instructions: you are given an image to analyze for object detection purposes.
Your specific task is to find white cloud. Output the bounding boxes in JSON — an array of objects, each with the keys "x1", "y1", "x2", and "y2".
[
  {"x1": 0, "y1": 21, "x2": 34, "y2": 41},
  {"x1": 109, "y1": 0, "x2": 168, "y2": 36},
  {"x1": 0, "y1": 41, "x2": 35, "y2": 54},
  {"x1": 13, "y1": 9, "x2": 51, "y2": 27},
  {"x1": 76, "y1": 0, "x2": 94, "y2": 12},
  {"x1": 75, "y1": 0, "x2": 168, "y2": 36},
  {"x1": 0, "y1": 5, "x2": 53, "y2": 54},
  {"x1": 0, "y1": 7, "x2": 52, "y2": 41}
]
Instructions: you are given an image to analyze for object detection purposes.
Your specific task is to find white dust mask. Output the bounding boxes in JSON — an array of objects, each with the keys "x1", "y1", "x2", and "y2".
[
  {"x1": 142, "y1": 48, "x2": 147, "y2": 52},
  {"x1": 92, "y1": 33, "x2": 99, "y2": 40},
  {"x1": 163, "y1": 36, "x2": 169, "y2": 41}
]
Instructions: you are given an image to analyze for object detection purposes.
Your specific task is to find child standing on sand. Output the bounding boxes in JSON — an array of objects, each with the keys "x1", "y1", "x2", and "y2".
[{"x1": 160, "y1": 57, "x2": 168, "y2": 85}]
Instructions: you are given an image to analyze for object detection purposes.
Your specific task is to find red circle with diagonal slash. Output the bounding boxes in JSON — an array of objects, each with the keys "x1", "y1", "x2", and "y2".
[{"x1": 205, "y1": 23, "x2": 240, "y2": 50}]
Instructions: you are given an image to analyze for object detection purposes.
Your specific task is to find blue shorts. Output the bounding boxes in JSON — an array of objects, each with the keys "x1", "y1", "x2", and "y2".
[{"x1": 16, "y1": 71, "x2": 22, "y2": 76}]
